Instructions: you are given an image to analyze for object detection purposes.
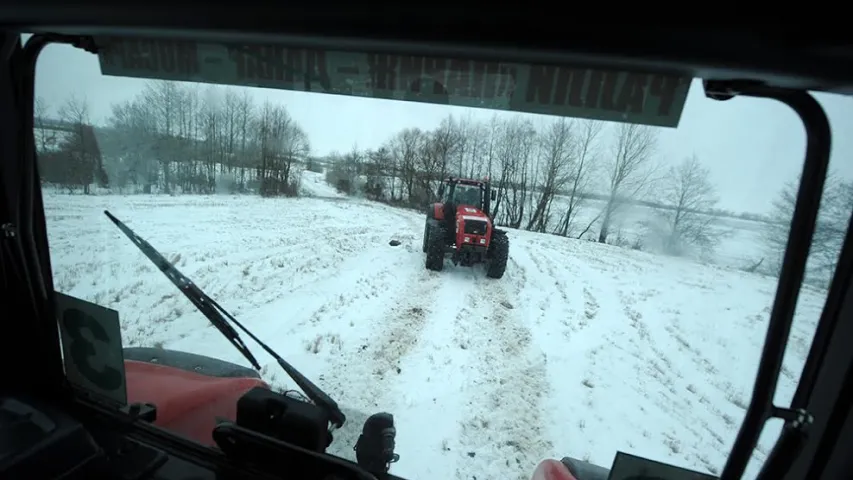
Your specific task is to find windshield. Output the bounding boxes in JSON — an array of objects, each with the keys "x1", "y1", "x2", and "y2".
[
  {"x1": 32, "y1": 37, "x2": 853, "y2": 480},
  {"x1": 448, "y1": 184, "x2": 482, "y2": 207}
]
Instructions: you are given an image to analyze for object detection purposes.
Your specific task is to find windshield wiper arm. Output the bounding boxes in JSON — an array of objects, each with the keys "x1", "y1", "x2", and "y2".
[
  {"x1": 104, "y1": 211, "x2": 346, "y2": 429},
  {"x1": 104, "y1": 210, "x2": 261, "y2": 370}
]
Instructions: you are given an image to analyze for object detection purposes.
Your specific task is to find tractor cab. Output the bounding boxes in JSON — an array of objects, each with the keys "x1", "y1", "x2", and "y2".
[{"x1": 437, "y1": 177, "x2": 497, "y2": 218}]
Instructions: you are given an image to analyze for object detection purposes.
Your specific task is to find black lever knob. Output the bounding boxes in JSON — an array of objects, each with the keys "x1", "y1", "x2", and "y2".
[{"x1": 354, "y1": 412, "x2": 400, "y2": 475}]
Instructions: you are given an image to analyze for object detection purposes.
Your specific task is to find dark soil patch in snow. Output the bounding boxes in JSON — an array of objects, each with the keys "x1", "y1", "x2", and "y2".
[{"x1": 371, "y1": 306, "x2": 428, "y2": 378}]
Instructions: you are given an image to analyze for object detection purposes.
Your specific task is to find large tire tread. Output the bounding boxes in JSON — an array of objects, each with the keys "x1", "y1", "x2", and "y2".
[
  {"x1": 486, "y1": 233, "x2": 509, "y2": 279},
  {"x1": 425, "y1": 224, "x2": 446, "y2": 271},
  {"x1": 422, "y1": 221, "x2": 429, "y2": 253}
]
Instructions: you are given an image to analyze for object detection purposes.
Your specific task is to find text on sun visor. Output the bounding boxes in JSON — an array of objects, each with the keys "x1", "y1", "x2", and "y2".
[{"x1": 96, "y1": 37, "x2": 691, "y2": 127}]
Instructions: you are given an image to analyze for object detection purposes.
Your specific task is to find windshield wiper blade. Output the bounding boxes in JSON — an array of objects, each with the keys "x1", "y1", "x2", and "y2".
[
  {"x1": 104, "y1": 211, "x2": 346, "y2": 429},
  {"x1": 104, "y1": 211, "x2": 261, "y2": 370}
]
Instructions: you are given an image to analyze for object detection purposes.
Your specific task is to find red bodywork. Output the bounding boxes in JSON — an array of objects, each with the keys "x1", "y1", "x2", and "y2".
[
  {"x1": 454, "y1": 204, "x2": 492, "y2": 249},
  {"x1": 124, "y1": 359, "x2": 573, "y2": 479},
  {"x1": 125, "y1": 359, "x2": 269, "y2": 446}
]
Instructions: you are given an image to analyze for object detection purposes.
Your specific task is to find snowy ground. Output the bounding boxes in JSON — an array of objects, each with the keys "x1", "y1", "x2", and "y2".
[{"x1": 43, "y1": 173, "x2": 825, "y2": 480}]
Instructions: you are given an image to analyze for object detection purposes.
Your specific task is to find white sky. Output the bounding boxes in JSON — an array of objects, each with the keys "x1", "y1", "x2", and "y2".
[{"x1": 32, "y1": 40, "x2": 853, "y2": 215}]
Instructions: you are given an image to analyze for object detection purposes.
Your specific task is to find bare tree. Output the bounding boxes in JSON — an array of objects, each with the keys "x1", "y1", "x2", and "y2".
[
  {"x1": 104, "y1": 97, "x2": 159, "y2": 192},
  {"x1": 428, "y1": 115, "x2": 462, "y2": 195},
  {"x1": 390, "y1": 128, "x2": 423, "y2": 204},
  {"x1": 234, "y1": 90, "x2": 255, "y2": 191},
  {"x1": 221, "y1": 88, "x2": 240, "y2": 174},
  {"x1": 280, "y1": 123, "x2": 310, "y2": 195},
  {"x1": 33, "y1": 96, "x2": 58, "y2": 155},
  {"x1": 171, "y1": 84, "x2": 197, "y2": 192},
  {"x1": 598, "y1": 123, "x2": 659, "y2": 244},
  {"x1": 416, "y1": 131, "x2": 445, "y2": 201},
  {"x1": 97, "y1": 79, "x2": 320, "y2": 197},
  {"x1": 494, "y1": 116, "x2": 536, "y2": 227},
  {"x1": 462, "y1": 119, "x2": 488, "y2": 179},
  {"x1": 651, "y1": 155, "x2": 719, "y2": 256},
  {"x1": 253, "y1": 101, "x2": 306, "y2": 196},
  {"x1": 325, "y1": 145, "x2": 364, "y2": 196},
  {"x1": 527, "y1": 118, "x2": 576, "y2": 232},
  {"x1": 764, "y1": 172, "x2": 853, "y2": 286},
  {"x1": 57, "y1": 95, "x2": 89, "y2": 129},
  {"x1": 142, "y1": 81, "x2": 184, "y2": 193},
  {"x1": 199, "y1": 86, "x2": 223, "y2": 192},
  {"x1": 557, "y1": 119, "x2": 604, "y2": 238},
  {"x1": 57, "y1": 94, "x2": 103, "y2": 193},
  {"x1": 483, "y1": 114, "x2": 501, "y2": 182},
  {"x1": 365, "y1": 146, "x2": 392, "y2": 200}
]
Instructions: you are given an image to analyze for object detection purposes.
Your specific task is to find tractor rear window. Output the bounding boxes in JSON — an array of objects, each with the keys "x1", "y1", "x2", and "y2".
[
  {"x1": 31, "y1": 34, "x2": 853, "y2": 480},
  {"x1": 449, "y1": 184, "x2": 482, "y2": 206}
]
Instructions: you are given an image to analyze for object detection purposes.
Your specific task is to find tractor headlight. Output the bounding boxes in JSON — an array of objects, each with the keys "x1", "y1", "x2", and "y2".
[
  {"x1": 479, "y1": 238, "x2": 486, "y2": 244},
  {"x1": 464, "y1": 236, "x2": 471, "y2": 243}
]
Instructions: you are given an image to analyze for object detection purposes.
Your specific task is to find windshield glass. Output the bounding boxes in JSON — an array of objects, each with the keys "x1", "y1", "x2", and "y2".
[
  {"x1": 32, "y1": 37, "x2": 853, "y2": 480},
  {"x1": 449, "y1": 184, "x2": 482, "y2": 207}
]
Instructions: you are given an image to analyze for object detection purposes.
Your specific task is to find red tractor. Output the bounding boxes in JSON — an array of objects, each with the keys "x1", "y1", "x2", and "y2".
[{"x1": 422, "y1": 177, "x2": 509, "y2": 278}]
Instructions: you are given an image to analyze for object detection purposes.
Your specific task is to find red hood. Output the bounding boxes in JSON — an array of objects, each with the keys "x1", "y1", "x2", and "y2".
[
  {"x1": 125, "y1": 359, "x2": 268, "y2": 446},
  {"x1": 455, "y1": 204, "x2": 489, "y2": 220}
]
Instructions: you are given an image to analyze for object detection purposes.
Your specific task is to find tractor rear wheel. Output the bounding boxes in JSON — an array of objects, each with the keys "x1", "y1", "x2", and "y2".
[
  {"x1": 425, "y1": 223, "x2": 446, "y2": 271},
  {"x1": 422, "y1": 221, "x2": 429, "y2": 252},
  {"x1": 486, "y1": 233, "x2": 509, "y2": 279}
]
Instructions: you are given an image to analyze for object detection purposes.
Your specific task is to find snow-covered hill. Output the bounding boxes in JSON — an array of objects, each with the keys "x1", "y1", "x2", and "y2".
[
  {"x1": 300, "y1": 168, "x2": 347, "y2": 199},
  {"x1": 42, "y1": 186, "x2": 824, "y2": 480}
]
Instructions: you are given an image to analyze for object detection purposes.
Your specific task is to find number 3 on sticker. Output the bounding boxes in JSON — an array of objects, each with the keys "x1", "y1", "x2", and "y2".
[
  {"x1": 62, "y1": 308, "x2": 123, "y2": 390},
  {"x1": 56, "y1": 292, "x2": 127, "y2": 405}
]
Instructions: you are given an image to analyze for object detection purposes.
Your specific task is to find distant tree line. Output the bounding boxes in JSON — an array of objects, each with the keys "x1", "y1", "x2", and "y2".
[
  {"x1": 35, "y1": 80, "x2": 310, "y2": 197},
  {"x1": 322, "y1": 113, "x2": 851, "y2": 287},
  {"x1": 323, "y1": 114, "x2": 722, "y2": 254},
  {"x1": 35, "y1": 83, "x2": 850, "y2": 288},
  {"x1": 34, "y1": 96, "x2": 108, "y2": 194}
]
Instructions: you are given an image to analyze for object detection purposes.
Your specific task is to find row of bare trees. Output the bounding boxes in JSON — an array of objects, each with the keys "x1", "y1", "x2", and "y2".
[
  {"x1": 324, "y1": 113, "x2": 722, "y2": 254},
  {"x1": 36, "y1": 81, "x2": 310, "y2": 197},
  {"x1": 36, "y1": 84, "x2": 849, "y2": 285},
  {"x1": 323, "y1": 112, "x2": 851, "y2": 286},
  {"x1": 35, "y1": 96, "x2": 107, "y2": 193}
]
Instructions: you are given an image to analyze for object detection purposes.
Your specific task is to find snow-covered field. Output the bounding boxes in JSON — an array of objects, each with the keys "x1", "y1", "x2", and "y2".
[{"x1": 43, "y1": 172, "x2": 825, "y2": 480}]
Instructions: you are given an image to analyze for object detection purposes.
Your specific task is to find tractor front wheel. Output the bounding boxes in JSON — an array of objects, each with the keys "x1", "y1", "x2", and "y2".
[
  {"x1": 486, "y1": 233, "x2": 509, "y2": 279},
  {"x1": 425, "y1": 223, "x2": 446, "y2": 271}
]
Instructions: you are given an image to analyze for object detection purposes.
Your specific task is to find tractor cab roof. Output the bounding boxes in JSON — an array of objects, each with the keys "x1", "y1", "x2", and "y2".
[{"x1": 445, "y1": 177, "x2": 490, "y2": 187}]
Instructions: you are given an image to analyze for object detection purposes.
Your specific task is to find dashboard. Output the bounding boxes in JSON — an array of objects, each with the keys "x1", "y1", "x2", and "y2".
[{"x1": 1, "y1": 393, "x2": 719, "y2": 480}]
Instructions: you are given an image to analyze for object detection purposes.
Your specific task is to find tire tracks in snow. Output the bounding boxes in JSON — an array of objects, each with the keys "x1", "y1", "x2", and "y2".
[
  {"x1": 509, "y1": 241, "x2": 614, "y2": 465},
  {"x1": 322, "y1": 266, "x2": 444, "y2": 462},
  {"x1": 452, "y1": 274, "x2": 553, "y2": 480},
  {"x1": 383, "y1": 271, "x2": 483, "y2": 480}
]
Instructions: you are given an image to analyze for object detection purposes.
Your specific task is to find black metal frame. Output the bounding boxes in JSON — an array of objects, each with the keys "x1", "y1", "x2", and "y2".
[
  {"x1": 700, "y1": 82, "x2": 832, "y2": 479},
  {"x1": 0, "y1": 10, "x2": 852, "y2": 480},
  {"x1": 3, "y1": 9, "x2": 852, "y2": 93}
]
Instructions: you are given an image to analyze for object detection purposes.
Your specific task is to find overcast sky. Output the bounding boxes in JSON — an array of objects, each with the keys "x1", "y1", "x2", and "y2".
[{"x1": 32, "y1": 40, "x2": 853, "y2": 215}]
